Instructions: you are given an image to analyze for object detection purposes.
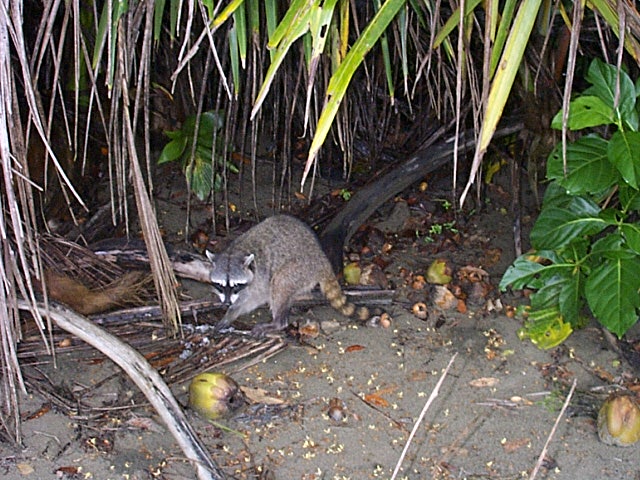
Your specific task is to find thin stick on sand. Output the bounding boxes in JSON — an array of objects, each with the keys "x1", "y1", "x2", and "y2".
[
  {"x1": 529, "y1": 378, "x2": 577, "y2": 480},
  {"x1": 390, "y1": 352, "x2": 458, "y2": 480}
]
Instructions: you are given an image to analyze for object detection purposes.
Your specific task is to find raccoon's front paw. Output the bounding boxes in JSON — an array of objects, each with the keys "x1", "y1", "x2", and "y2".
[
  {"x1": 213, "y1": 319, "x2": 233, "y2": 333},
  {"x1": 250, "y1": 322, "x2": 284, "y2": 338}
]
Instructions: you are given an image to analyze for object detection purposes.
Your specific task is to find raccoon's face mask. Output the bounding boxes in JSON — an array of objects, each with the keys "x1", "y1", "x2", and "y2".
[{"x1": 207, "y1": 252, "x2": 255, "y2": 305}]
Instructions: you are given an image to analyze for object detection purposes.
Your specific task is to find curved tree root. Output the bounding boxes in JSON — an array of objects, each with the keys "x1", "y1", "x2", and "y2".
[{"x1": 320, "y1": 118, "x2": 525, "y2": 273}]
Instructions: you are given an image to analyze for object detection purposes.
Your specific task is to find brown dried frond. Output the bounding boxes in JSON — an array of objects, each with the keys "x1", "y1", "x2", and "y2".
[
  {"x1": 37, "y1": 235, "x2": 156, "y2": 315},
  {"x1": 42, "y1": 269, "x2": 154, "y2": 316}
]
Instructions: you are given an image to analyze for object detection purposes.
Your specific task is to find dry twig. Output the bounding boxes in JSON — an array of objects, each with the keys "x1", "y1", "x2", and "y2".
[
  {"x1": 529, "y1": 378, "x2": 577, "y2": 480},
  {"x1": 390, "y1": 352, "x2": 458, "y2": 480}
]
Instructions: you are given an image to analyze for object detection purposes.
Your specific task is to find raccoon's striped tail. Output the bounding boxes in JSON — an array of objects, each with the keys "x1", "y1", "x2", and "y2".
[{"x1": 320, "y1": 276, "x2": 369, "y2": 321}]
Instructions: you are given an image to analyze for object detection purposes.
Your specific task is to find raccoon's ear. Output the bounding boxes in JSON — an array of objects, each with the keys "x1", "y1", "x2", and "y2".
[
  {"x1": 243, "y1": 253, "x2": 255, "y2": 269},
  {"x1": 205, "y1": 250, "x2": 216, "y2": 263}
]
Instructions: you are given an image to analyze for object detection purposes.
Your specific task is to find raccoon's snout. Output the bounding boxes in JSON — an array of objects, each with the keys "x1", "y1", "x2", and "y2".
[{"x1": 213, "y1": 281, "x2": 247, "y2": 305}]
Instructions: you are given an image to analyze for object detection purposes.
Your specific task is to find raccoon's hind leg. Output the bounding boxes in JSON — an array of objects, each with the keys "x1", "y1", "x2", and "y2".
[
  {"x1": 251, "y1": 264, "x2": 313, "y2": 337},
  {"x1": 251, "y1": 305, "x2": 291, "y2": 337},
  {"x1": 251, "y1": 291, "x2": 294, "y2": 337}
]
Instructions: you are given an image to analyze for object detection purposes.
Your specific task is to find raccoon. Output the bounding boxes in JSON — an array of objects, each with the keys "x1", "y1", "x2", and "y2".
[{"x1": 206, "y1": 215, "x2": 368, "y2": 337}]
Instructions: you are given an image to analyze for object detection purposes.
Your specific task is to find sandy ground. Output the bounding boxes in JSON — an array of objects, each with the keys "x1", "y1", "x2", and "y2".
[
  {"x1": 4, "y1": 301, "x2": 639, "y2": 479},
  {"x1": 1, "y1": 166, "x2": 639, "y2": 479}
]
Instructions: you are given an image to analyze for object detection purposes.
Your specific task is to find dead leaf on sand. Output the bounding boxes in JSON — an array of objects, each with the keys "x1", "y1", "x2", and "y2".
[{"x1": 469, "y1": 377, "x2": 499, "y2": 388}]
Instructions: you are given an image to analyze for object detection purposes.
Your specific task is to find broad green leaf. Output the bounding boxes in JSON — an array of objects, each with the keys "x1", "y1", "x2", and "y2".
[
  {"x1": 158, "y1": 137, "x2": 187, "y2": 164},
  {"x1": 195, "y1": 145, "x2": 214, "y2": 160},
  {"x1": 500, "y1": 250, "x2": 574, "y2": 291},
  {"x1": 586, "y1": 256, "x2": 640, "y2": 337},
  {"x1": 620, "y1": 184, "x2": 640, "y2": 212},
  {"x1": 206, "y1": 110, "x2": 226, "y2": 130},
  {"x1": 196, "y1": 121, "x2": 214, "y2": 142},
  {"x1": 530, "y1": 275, "x2": 564, "y2": 310},
  {"x1": 598, "y1": 208, "x2": 622, "y2": 226},
  {"x1": 164, "y1": 130, "x2": 183, "y2": 140},
  {"x1": 531, "y1": 197, "x2": 604, "y2": 249},
  {"x1": 590, "y1": 233, "x2": 637, "y2": 260},
  {"x1": 530, "y1": 319, "x2": 573, "y2": 349},
  {"x1": 540, "y1": 181, "x2": 574, "y2": 208},
  {"x1": 182, "y1": 115, "x2": 197, "y2": 135},
  {"x1": 186, "y1": 156, "x2": 214, "y2": 201},
  {"x1": 584, "y1": 58, "x2": 638, "y2": 129},
  {"x1": 550, "y1": 96, "x2": 614, "y2": 130},
  {"x1": 198, "y1": 111, "x2": 224, "y2": 140},
  {"x1": 564, "y1": 236, "x2": 591, "y2": 260},
  {"x1": 608, "y1": 130, "x2": 640, "y2": 189},
  {"x1": 620, "y1": 224, "x2": 640, "y2": 254},
  {"x1": 546, "y1": 135, "x2": 616, "y2": 194},
  {"x1": 558, "y1": 269, "x2": 584, "y2": 327},
  {"x1": 520, "y1": 307, "x2": 573, "y2": 349},
  {"x1": 499, "y1": 255, "x2": 545, "y2": 290}
]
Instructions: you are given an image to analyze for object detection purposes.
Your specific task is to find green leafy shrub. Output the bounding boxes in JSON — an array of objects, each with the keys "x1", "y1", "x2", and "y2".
[
  {"x1": 158, "y1": 110, "x2": 238, "y2": 200},
  {"x1": 500, "y1": 59, "x2": 640, "y2": 347}
]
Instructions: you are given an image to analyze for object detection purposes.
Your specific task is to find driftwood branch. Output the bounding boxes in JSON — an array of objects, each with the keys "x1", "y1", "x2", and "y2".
[
  {"x1": 17, "y1": 300, "x2": 226, "y2": 480},
  {"x1": 320, "y1": 117, "x2": 524, "y2": 272},
  {"x1": 91, "y1": 241, "x2": 212, "y2": 283}
]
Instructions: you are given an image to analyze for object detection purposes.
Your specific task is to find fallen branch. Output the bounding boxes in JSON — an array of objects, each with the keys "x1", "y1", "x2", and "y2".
[
  {"x1": 17, "y1": 300, "x2": 226, "y2": 480},
  {"x1": 91, "y1": 240, "x2": 213, "y2": 283},
  {"x1": 90, "y1": 288, "x2": 395, "y2": 325}
]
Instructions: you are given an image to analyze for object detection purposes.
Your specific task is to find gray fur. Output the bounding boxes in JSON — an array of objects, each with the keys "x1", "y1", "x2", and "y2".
[{"x1": 207, "y1": 215, "x2": 347, "y2": 336}]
